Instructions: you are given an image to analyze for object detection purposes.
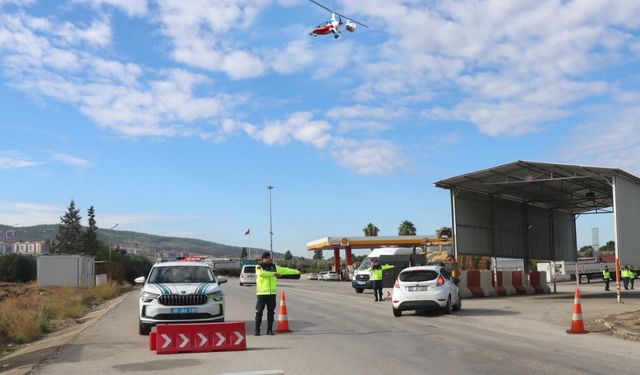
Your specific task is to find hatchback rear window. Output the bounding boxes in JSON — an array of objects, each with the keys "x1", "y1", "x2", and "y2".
[
  {"x1": 399, "y1": 270, "x2": 439, "y2": 282},
  {"x1": 242, "y1": 266, "x2": 256, "y2": 274}
]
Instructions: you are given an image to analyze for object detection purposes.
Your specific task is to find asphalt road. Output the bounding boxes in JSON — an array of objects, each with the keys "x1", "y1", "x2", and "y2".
[{"x1": 32, "y1": 279, "x2": 640, "y2": 375}]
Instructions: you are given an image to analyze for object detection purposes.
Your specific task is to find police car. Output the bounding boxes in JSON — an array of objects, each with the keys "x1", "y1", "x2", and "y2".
[{"x1": 135, "y1": 261, "x2": 226, "y2": 335}]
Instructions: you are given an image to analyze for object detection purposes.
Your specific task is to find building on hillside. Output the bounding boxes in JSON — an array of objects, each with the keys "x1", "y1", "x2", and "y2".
[{"x1": 3, "y1": 241, "x2": 51, "y2": 255}]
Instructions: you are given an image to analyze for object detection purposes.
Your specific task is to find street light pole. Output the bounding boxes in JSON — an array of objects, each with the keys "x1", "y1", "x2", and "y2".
[
  {"x1": 108, "y1": 223, "x2": 119, "y2": 283},
  {"x1": 267, "y1": 185, "x2": 274, "y2": 259}
]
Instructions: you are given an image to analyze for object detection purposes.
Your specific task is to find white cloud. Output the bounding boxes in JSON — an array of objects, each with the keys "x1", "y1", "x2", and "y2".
[
  {"x1": 351, "y1": 0, "x2": 640, "y2": 137},
  {"x1": 72, "y1": 0, "x2": 148, "y2": 16},
  {"x1": 0, "y1": 202, "x2": 62, "y2": 226},
  {"x1": 330, "y1": 139, "x2": 407, "y2": 175},
  {"x1": 246, "y1": 111, "x2": 333, "y2": 149},
  {"x1": 561, "y1": 101, "x2": 640, "y2": 175},
  {"x1": 53, "y1": 153, "x2": 92, "y2": 167},
  {"x1": 270, "y1": 40, "x2": 314, "y2": 74},
  {"x1": 0, "y1": 201, "x2": 197, "y2": 227},
  {"x1": 0, "y1": 156, "x2": 40, "y2": 169},
  {"x1": 156, "y1": 0, "x2": 270, "y2": 79}
]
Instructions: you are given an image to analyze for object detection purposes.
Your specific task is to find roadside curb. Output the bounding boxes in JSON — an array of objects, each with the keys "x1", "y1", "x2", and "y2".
[
  {"x1": 0, "y1": 289, "x2": 134, "y2": 375},
  {"x1": 599, "y1": 319, "x2": 640, "y2": 341}
]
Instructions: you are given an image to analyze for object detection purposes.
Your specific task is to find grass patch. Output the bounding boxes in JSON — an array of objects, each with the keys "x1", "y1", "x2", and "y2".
[{"x1": 0, "y1": 283, "x2": 129, "y2": 349}]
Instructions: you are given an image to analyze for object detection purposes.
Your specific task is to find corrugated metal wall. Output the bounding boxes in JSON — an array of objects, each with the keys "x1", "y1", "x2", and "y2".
[{"x1": 454, "y1": 190, "x2": 576, "y2": 261}]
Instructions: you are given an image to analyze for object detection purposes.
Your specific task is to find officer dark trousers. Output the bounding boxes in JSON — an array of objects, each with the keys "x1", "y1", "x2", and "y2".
[
  {"x1": 255, "y1": 294, "x2": 276, "y2": 332},
  {"x1": 373, "y1": 280, "x2": 383, "y2": 301}
]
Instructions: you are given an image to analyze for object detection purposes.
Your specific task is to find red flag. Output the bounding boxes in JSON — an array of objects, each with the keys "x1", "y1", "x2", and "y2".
[{"x1": 244, "y1": 228, "x2": 250, "y2": 236}]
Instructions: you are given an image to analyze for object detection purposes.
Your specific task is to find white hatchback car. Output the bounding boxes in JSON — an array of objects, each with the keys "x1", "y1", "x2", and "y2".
[
  {"x1": 391, "y1": 266, "x2": 461, "y2": 317},
  {"x1": 135, "y1": 261, "x2": 227, "y2": 335},
  {"x1": 239, "y1": 264, "x2": 257, "y2": 286},
  {"x1": 324, "y1": 271, "x2": 341, "y2": 281}
]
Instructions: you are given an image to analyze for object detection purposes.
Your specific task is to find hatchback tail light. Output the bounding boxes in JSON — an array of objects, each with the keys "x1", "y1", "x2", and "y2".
[
  {"x1": 393, "y1": 278, "x2": 399, "y2": 288},
  {"x1": 436, "y1": 275, "x2": 445, "y2": 286}
]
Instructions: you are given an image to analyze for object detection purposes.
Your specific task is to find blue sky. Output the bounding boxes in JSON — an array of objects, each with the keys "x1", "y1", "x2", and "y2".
[{"x1": 1, "y1": 0, "x2": 638, "y2": 257}]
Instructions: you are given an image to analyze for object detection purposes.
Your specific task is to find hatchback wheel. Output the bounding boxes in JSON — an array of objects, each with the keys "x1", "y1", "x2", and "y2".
[
  {"x1": 355, "y1": 288, "x2": 364, "y2": 294},
  {"x1": 443, "y1": 296, "x2": 452, "y2": 314},
  {"x1": 453, "y1": 294, "x2": 462, "y2": 311},
  {"x1": 393, "y1": 307, "x2": 402, "y2": 317}
]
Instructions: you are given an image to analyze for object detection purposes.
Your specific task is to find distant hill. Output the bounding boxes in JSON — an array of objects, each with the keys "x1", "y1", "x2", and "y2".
[{"x1": 0, "y1": 224, "x2": 273, "y2": 259}]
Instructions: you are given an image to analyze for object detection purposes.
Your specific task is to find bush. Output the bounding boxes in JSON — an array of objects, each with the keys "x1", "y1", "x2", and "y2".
[
  {"x1": 214, "y1": 268, "x2": 240, "y2": 277},
  {"x1": 111, "y1": 254, "x2": 153, "y2": 284},
  {"x1": 0, "y1": 254, "x2": 37, "y2": 282}
]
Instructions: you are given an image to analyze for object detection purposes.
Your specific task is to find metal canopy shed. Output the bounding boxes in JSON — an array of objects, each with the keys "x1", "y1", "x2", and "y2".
[{"x1": 434, "y1": 161, "x2": 640, "y2": 271}]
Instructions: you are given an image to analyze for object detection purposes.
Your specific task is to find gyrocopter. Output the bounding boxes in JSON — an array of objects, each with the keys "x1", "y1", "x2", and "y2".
[{"x1": 308, "y1": 0, "x2": 368, "y2": 39}]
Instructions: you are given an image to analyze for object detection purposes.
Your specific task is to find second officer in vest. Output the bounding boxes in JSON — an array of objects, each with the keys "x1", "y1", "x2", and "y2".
[{"x1": 255, "y1": 252, "x2": 280, "y2": 336}]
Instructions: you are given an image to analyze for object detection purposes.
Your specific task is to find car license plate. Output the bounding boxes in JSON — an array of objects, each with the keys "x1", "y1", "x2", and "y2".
[
  {"x1": 171, "y1": 307, "x2": 196, "y2": 314},
  {"x1": 357, "y1": 281, "x2": 365, "y2": 285},
  {"x1": 408, "y1": 286, "x2": 429, "y2": 292}
]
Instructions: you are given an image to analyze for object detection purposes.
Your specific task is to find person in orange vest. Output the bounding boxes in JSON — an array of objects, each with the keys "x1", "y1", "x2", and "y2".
[{"x1": 254, "y1": 252, "x2": 280, "y2": 336}]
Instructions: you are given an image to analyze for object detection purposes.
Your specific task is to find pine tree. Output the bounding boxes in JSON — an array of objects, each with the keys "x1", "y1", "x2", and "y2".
[
  {"x1": 83, "y1": 206, "x2": 99, "y2": 256},
  {"x1": 313, "y1": 250, "x2": 324, "y2": 260},
  {"x1": 53, "y1": 200, "x2": 83, "y2": 254},
  {"x1": 240, "y1": 247, "x2": 248, "y2": 259},
  {"x1": 284, "y1": 250, "x2": 293, "y2": 260}
]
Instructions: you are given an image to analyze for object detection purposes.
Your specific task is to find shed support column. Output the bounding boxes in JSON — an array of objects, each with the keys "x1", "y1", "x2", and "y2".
[
  {"x1": 333, "y1": 248, "x2": 341, "y2": 275},
  {"x1": 522, "y1": 203, "x2": 530, "y2": 274},
  {"x1": 612, "y1": 176, "x2": 622, "y2": 303},
  {"x1": 549, "y1": 209, "x2": 556, "y2": 293}
]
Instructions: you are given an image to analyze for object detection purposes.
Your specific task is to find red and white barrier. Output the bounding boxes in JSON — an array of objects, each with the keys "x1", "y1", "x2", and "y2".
[
  {"x1": 528, "y1": 271, "x2": 551, "y2": 294},
  {"x1": 465, "y1": 270, "x2": 486, "y2": 297},
  {"x1": 512, "y1": 271, "x2": 534, "y2": 295},
  {"x1": 457, "y1": 271, "x2": 473, "y2": 298},
  {"x1": 480, "y1": 271, "x2": 497, "y2": 297},
  {"x1": 499, "y1": 271, "x2": 517, "y2": 296}
]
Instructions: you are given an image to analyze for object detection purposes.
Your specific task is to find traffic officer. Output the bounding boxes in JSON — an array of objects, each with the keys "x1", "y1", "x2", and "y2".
[
  {"x1": 621, "y1": 265, "x2": 630, "y2": 290},
  {"x1": 255, "y1": 252, "x2": 279, "y2": 336},
  {"x1": 630, "y1": 267, "x2": 636, "y2": 290},
  {"x1": 368, "y1": 259, "x2": 394, "y2": 302},
  {"x1": 602, "y1": 266, "x2": 611, "y2": 291}
]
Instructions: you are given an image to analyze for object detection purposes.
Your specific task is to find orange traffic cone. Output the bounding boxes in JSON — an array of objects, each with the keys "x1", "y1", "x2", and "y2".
[
  {"x1": 566, "y1": 288, "x2": 588, "y2": 334},
  {"x1": 276, "y1": 291, "x2": 291, "y2": 333}
]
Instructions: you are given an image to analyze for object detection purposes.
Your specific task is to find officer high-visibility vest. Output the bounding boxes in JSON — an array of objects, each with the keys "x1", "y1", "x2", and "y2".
[
  {"x1": 256, "y1": 264, "x2": 277, "y2": 295},
  {"x1": 622, "y1": 269, "x2": 629, "y2": 278},
  {"x1": 631, "y1": 270, "x2": 637, "y2": 279},
  {"x1": 275, "y1": 265, "x2": 300, "y2": 276},
  {"x1": 368, "y1": 264, "x2": 394, "y2": 281},
  {"x1": 603, "y1": 270, "x2": 610, "y2": 280}
]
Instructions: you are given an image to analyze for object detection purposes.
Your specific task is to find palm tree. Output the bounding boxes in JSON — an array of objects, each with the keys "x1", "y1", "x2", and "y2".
[
  {"x1": 398, "y1": 220, "x2": 416, "y2": 235},
  {"x1": 362, "y1": 223, "x2": 379, "y2": 237}
]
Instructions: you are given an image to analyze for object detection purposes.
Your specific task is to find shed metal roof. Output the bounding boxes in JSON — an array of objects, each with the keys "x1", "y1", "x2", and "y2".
[{"x1": 434, "y1": 160, "x2": 640, "y2": 214}]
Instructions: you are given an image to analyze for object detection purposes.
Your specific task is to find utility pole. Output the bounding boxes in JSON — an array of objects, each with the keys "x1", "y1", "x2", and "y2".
[
  {"x1": 267, "y1": 185, "x2": 274, "y2": 260},
  {"x1": 108, "y1": 223, "x2": 119, "y2": 283}
]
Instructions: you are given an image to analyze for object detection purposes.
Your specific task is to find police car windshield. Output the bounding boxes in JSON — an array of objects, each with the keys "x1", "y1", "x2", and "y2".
[{"x1": 148, "y1": 266, "x2": 214, "y2": 284}]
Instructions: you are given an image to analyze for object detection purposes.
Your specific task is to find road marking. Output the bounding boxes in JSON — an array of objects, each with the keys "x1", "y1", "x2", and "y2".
[
  {"x1": 215, "y1": 332, "x2": 225, "y2": 346},
  {"x1": 179, "y1": 333, "x2": 190, "y2": 348},
  {"x1": 161, "y1": 334, "x2": 172, "y2": 349},
  {"x1": 197, "y1": 333, "x2": 207, "y2": 347},
  {"x1": 233, "y1": 331, "x2": 244, "y2": 345}
]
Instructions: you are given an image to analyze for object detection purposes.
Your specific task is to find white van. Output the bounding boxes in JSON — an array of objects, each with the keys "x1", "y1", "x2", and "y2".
[
  {"x1": 351, "y1": 247, "x2": 418, "y2": 293},
  {"x1": 239, "y1": 264, "x2": 257, "y2": 286}
]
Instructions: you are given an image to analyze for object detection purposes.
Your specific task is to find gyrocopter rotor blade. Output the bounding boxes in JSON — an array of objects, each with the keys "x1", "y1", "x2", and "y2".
[{"x1": 308, "y1": 0, "x2": 369, "y2": 28}]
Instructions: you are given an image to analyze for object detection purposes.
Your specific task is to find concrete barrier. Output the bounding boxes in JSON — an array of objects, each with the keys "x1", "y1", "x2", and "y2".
[
  {"x1": 500, "y1": 271, "x2": 517, "y2": 296},
  {"x1": 466, "y1": 271, "x2": 485, "y2": 297},
  {"x1": 528, "y1": 271, "x2": 551, "y2": 294},
  {"x1": 457, "y1": 271, "x2": 473, "y2": 298},
  {"x1": 511, "y1": 271, "x2": 534, "y2": 295},
  {"x1": 480, "y1": 271, "x2": 497, "y2": 297}
]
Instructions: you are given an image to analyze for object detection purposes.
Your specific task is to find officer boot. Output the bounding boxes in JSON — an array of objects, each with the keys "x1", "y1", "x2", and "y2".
[
  {"x1": 254, "y1": 320, "x2": 261, "y2": 336},
  {"x1": 266, "y1": 318, "x2": 274, "y2": 335}
]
